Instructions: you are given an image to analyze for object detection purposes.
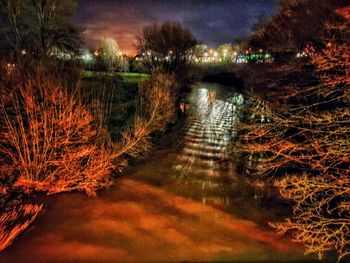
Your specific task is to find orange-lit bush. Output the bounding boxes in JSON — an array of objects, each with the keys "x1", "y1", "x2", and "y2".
[
  {"x1": 0, "y1": 67, "x2": 177, "y2": 251},
  {"x1": 139, "y1": 71, "x2": 177, "y2": 131},
  {"x1": 271, "y1": 174, "x2": 350, "y2": 261},
  {"x1": 0, "y1": 203, "x2": 43, "y2": 251},
  {"x1": 237, "y1": 20, "x2": 350, "y2": 261},
  {"x1": 0, "y1": 70, "x2": 114, "y2": 196},
  {"x1": 238, "y1": 104, "x2": 350, "y2": 178},
  {"x1": 1, "y1": 69, "x2": 177, "y2": 193},
  {"x1": 114, "y1": 72, "x2": 177, "y2": 159}
]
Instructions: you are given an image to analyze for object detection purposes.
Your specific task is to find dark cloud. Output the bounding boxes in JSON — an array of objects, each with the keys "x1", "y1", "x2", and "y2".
[{"x1": 76, "y1": 0, "x2": 277, "y2": 54}]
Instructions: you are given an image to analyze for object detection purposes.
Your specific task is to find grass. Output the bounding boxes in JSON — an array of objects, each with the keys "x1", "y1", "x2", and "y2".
[
  {"x1": 83, "y1": 71, "x2": 149, "y2": 84},
  {"x1": 81, "y1": 71, "x2": 149, "y2": 136}
]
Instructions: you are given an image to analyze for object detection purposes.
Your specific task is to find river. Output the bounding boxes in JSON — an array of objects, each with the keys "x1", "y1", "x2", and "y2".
[{"x1": 0, "y1": 82, "x2": 316, "y2": 262}]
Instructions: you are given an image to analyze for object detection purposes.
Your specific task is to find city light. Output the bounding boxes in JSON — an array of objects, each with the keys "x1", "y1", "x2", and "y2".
[{"x1": 82, "y1": 53, "x2": 93, "y2": 62}]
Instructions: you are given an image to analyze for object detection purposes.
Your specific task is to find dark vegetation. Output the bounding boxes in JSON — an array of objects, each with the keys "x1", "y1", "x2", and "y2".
[
  {"x1": 0, "y1": 0, "x2": 81, "y2": 60},
  {"x1": 137, "y1": 21, "x2": 197, "y2": 80},
  {"x1": 202, "y1": 73, "x2": 244, "y2": 91},
  {"x1": 236, "y1": 0, "x2": 350, "y2": 260}
]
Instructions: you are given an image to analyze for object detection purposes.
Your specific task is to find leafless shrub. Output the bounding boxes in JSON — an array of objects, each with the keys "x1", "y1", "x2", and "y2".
[
  {"x1": 139, "y1": 71, "x2": 177, "y2": 132},
  {"x1": 237, "y1": 20, "x2": 350, "y2": 261},
  {"x1": 0, "y1": 203, "x2": 43, "y2": 251},
  {"x1": 137, "y1": 21, "x2": 197, "y2": 76},
  {"x1": 0, "y1": 69, "x2": 114, "y2": 196},
  {"x1": 0, "y1": 68, "x2": 177, "y2": 252},
  {"x1": 114, "y1": 71, "x2": 177, "y2": 159},
  {"x1": 270, "y1": 174, "x2": 350, "y2": 261}
]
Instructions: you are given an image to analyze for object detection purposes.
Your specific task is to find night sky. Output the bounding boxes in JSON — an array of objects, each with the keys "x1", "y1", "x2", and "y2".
[{"x1": 75, "y1": 0, "x2": 278, "y2": 54}]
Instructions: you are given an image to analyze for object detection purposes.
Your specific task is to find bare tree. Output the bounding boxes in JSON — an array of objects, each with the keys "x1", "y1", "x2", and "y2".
[
  {"x1": 247, "y1": 0, "x2": 347, "y2": 52},
  {"x1": 0, "y1": 0, "x2": 27, "y2": 61},
  {"x1": 0, "y1": 0, "x2": 81, "y2": 58},
  {"x1": 236, "y1": 17, "x2": 350, "y2": 261},
  {"x1": 30, "y1": 0, "x2": 81, "y2": 56},
  {"x1": 137, "y1": 21, "x2": 197, "y2": 75}
]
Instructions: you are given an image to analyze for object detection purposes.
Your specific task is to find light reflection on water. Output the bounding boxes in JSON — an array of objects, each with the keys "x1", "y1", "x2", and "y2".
[
  {"x1": 133, "y1": 82, "x2": 288, "y2": 223},
  {"x1": 171, "y1": 83, "x2": 251, "y2": 209}
]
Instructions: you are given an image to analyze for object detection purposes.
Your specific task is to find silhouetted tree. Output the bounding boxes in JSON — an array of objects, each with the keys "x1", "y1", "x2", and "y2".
[
  {"x1": 247, "y1": 0, "x2": 347, "y2": 52},
  {"x1": 137, "y1": 21, "x2": 197, "y2": 76},
  {"x1": 191, "y1": 44, "x2": 208, "y2": 63},
  {"x1": 0, "y1": 0, "x2": 81, "y2": 58},
  {"x1": 0, "y1": 0, "x2": 28, "y2": 61}
]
